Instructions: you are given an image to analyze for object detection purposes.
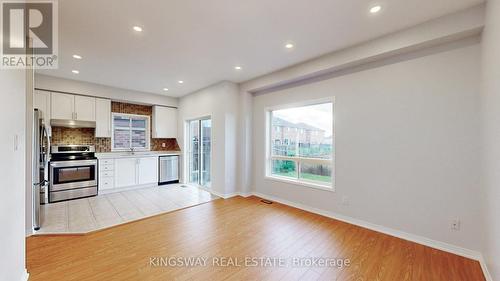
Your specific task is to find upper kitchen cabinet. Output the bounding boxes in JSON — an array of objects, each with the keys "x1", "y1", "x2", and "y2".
[
  {"x1": 51, "y1": 92, "x2": 75, "y2": 120},
  {"x1": 51, "y1": 93, "x2": 96, "y2": 121},
  {"x1": 152, "y1": 106, "x2": 177, "y2": 139},
  {"x1": 74, "y1": 95, "x2": 96, "y2": 121},
  {"x1": 95, "y1": 98, "x2": 111, "y2": 138},
  {"x1": 33, "y1": 90, "x2": 51, "y2": 123}
]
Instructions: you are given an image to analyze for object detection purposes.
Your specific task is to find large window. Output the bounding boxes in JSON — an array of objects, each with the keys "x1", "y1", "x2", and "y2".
[
  {"x1": 267, "y1": 100, "x2": 334, "y2": 189},
  {"x1": 112, "y1": 113, "x2": 150, "y2": 151}
]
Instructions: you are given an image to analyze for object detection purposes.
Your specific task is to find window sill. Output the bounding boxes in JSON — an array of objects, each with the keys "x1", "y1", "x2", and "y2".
[{"x1": 264, "y1": 176, "x2": 335, "y2": 192}]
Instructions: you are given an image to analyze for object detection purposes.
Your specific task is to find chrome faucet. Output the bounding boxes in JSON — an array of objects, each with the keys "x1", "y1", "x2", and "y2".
[{"x1": 130, "y1": 147, "x2": 135, "y2": 154}]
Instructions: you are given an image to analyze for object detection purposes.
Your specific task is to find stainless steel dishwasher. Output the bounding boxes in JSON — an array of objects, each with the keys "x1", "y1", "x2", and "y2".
[{"x1": 159, "y1": 155, "x2": 179, "y2": 185}]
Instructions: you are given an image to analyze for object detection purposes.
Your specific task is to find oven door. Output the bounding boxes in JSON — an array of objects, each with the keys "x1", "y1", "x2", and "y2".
[{"x1": 50, "y1": 160, "x2": 97, "y2": 191}]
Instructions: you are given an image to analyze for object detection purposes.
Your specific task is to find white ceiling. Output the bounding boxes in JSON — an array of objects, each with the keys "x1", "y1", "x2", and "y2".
[{"x1": 37, "y1": 0, "x2": 483, "y2": 97}]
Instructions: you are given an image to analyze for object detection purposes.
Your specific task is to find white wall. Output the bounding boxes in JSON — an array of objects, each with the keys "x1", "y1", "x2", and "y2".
[
  {"x1": 251, "y1": 42, "x2": 483, "y2": 253},
  {"x1": 237, "y1": 90, "x2": 253, "y2": 195},
  {"x1": 481, "y1": 0, "x2": 500, "y2": 279},
  {"x1": 238, "y1": 6, "x2": 485, "y2": 197},
  {"x1": 178, "y1": 81, "x2": 239, "y2": 197},
  {"x1": 0, "y1": 69, "x2": 28, "y2": 281},
  {"x1": 25, "y1": 66, "x2": 34, "y2": 237},
  {"x1": 35, "y1": 74, "x2": 178, "y2": 107}
]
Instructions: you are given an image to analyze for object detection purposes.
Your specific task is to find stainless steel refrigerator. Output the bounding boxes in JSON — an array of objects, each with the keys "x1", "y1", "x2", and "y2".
[{"x1": 33, "y1": 109, "x2": 51, "y2": 230}]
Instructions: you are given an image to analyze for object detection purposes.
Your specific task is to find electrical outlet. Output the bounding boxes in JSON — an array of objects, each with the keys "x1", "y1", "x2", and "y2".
[
  {"x1": 451, "y1": 218, "x2": 461, "y2": 231},
  {"x1": 162, "y1": 142, "x2": 166, "y2": 148},
  {"x1": 341, "y1": 196, "x2": 350, "y2": 206}
]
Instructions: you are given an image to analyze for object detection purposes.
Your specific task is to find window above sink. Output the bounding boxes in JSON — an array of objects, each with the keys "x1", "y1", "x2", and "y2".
[{"x1": 111, "y1": 113, "x2": 150, "y2": 151}]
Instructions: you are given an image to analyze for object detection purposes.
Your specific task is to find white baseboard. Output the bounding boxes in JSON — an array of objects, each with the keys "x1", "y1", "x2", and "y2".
[
  {"x1": 478, "y1": 255, "x2": 494, "y2": 281},
  {"x1": 236, "y1": 191, "x2": 253, "y2": 198},
  {"x1": 251, "y1": 191, "x2": 490, "y2": 276},
  {"x1": 200, "y1": 187, "x2": 254, "y2": 199},
  {"x1": 197, "y1": 186, "x2": 237, "y2": 199}
]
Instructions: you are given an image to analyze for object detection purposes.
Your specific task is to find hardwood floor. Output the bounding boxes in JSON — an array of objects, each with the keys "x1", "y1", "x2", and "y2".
[{"x1": 27, "y1": 196, "x2": 485, "y2": 281}]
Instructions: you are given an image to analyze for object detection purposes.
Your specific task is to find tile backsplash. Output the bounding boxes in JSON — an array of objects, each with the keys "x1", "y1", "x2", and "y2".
[
  {"x1": 51, "y1": 101, "x2": 180, "y2": 153},
  {"x1": 51, "y1": 127, "x2": 95, "y2": 145}
]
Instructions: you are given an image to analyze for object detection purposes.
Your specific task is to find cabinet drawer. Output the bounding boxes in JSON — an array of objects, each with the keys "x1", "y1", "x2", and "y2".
[
  {"x1": 99, "y1": 159, "x2": 114, "y2": 165},
  {"x1": 99, "y1": 171, "x2": 114, "y2": 178},
  {"x1": 99, "y1": 177, "x2": 114, "y2": 190},
  {"x1": 99, "y1": 164, "x2": 114, "y2": 171}
]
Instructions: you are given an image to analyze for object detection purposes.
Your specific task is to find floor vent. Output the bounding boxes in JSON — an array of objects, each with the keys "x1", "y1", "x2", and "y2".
[
  {"x1": 181, "y1": 185, "x2": 189, "y2": 188},
  {"x1": 261, "y1": 199, "x2": 273, "y2": 204}
]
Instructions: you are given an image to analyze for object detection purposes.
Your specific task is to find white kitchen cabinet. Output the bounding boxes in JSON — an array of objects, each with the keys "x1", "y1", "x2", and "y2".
[
  {"x1": 138, "y1": 157, "x2": 158, "y2": 185},
  {"x1": 95, "y1": 98, "x2": 111, "y2": 137},
  {"x1": 98, "y1": 159, "x2": 115, "y2": 191},
  {"x1": 74, "y1": 95, "x2": 96, "y2": 121},
  {"x1": 101, "y1": 156, "x2": 160, "y2": 191},
  {"x1": 114, "y1": 158, "x2": 138, "y2": 188},
  {"x1": 152, "y1": 106, "x2": 177, "y2": 139},
  {"x1": 51, "y1": 92, "x2": 74, "y2": 120},
  {"x1": 51, "y1": 92, "x2": 96, "y2": 121},
  {"x1": 33, "y1": 90, "x2": 51, "y2": 123}
]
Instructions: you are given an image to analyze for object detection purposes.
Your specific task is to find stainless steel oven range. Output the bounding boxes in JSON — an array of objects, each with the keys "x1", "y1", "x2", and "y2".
[{"x1": 49, "y1": 145, "x2": 98, "y2": 203}]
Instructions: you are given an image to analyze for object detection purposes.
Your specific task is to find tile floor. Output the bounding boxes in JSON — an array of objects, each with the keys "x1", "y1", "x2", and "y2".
[{"x1": 36, "y1": 184, "x2": 217, "y2": 234}]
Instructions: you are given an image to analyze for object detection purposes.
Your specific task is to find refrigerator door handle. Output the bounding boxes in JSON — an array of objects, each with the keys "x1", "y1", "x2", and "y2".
[
  {"x1": 33, "y1": 110, "x2": 41, "y2": 231},
  {"x1": 33, "y1": 182, "x2": 41, "y2": 230}
]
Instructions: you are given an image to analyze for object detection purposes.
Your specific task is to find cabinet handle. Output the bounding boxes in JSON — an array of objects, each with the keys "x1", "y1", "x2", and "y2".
[{"x1": 75, "y1": 112, "x2": 77, "y2": 120}]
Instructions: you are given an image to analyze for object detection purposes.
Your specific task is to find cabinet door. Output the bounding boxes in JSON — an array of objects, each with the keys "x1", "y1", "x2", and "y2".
[
  {"x1": 152, "y1": 106, "x2": 177, "y2": 138},
  {"x1": 95, "y1": 98, "x2": 111, "y2": 137},
  {"x1": 99, "y1": 177, "x2": 114, "y2": 191},
  {"x1": 51, "y1": 92, "x2": 74, "y2": 120},
  {"x1": 138, "y1": 157, "x2": 158, "y2": 185},
  {"x1": 33, "y1": 90, "x2": 51, "y2": 123},
  {"x1": 74, "y1": 95, "x2": 96, "y2": 121},
  {"x1": 114, "y1": 158, "x2": 137, "y2": 188}
]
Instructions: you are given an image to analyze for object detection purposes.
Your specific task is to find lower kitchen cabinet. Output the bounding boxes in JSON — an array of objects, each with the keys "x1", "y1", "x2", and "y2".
[
  {"x1": 114, "y1": 158, "x2": 138, "y2": 188},
  {"x1": 101, "y1": 156, "x2": 159, "y2": 190},
  {"x1": 138, "y1": 157, "x2": 159, "y2": 185},
  {"x1": 98, "y1": 159, "x2": 115, "y2": 191}
]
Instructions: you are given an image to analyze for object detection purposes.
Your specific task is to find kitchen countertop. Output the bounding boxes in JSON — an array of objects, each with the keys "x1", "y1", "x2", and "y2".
[{"x1": 96, "y1": 151, "x2": 181, "y2": 159}]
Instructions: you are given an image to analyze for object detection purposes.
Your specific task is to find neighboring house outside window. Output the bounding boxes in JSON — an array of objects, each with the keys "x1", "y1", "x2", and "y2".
[
  {"x1": 112, "y1": 113, "x2": 150, "y2": 151},
  {"x1": 268, "y1": 99, "x2": 334, "y2": 189}
]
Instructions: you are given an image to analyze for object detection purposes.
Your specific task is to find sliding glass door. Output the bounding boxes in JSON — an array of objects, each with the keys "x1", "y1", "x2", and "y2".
[{"x1": 187, "y1": 118, "x2": 211, "y2": 188}]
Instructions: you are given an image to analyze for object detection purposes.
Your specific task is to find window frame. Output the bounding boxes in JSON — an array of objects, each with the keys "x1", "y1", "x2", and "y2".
[
  {"x1": 265, "y1": 97, "x2": 335, "y2": 192},
  {"x1": 111, "y1": 113, "x2": 151, "y2": 151}
]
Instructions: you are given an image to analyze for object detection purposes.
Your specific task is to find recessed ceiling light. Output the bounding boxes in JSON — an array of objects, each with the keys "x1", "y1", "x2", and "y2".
[
  {"x1": 72, "y1": 70, "x2": 79, "y2": 74},
  {"x1": 178, "y1": 80, "x2": 184, "y2": 84},
  {"x1": 133, "y1": 26, "x2": 143, "y2": 32},
  {"x1": 163, "y1": 88, "x2": 169, "y2": 91},
  {"x1": 72, "y1": 54, "x2": 82, "y2": 59},
  {"x1": 370, "y1": 5, "x2": 382, "y2": 14},
  {"x1": 285, "y1": 43, "x2": 294, "y2": 49},
  {"x1": 234, "y1": 66, "x2": 242, "y2": 70}
]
